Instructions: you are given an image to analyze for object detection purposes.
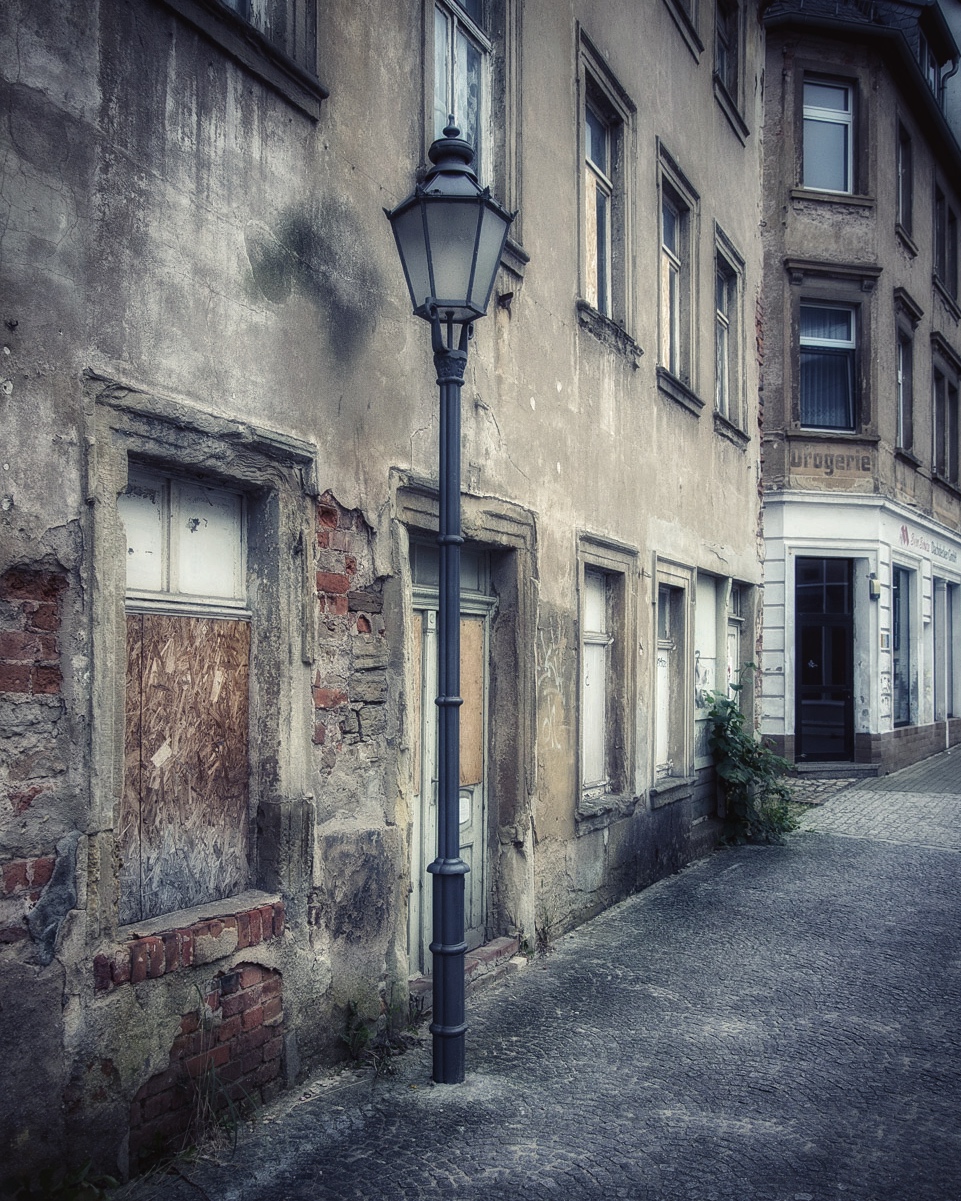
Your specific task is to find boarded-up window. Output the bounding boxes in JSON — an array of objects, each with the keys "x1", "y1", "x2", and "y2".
[{"x1": 118, "y1": 471, "x2": 250, "y2": 924}]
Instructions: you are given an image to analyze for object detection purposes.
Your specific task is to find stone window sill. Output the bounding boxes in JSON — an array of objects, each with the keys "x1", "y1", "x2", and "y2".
[
  {"x1": 649, "y1": 777, "x2": 694, "y2": 808},
  {"x1": 657, "y1": 368, "x2": 704, "y2": 416},
  {"x1": 95, "y1": 890, "x2": 284, "y2": 991},
  {"x1": 576, "y1": 302, "x2": 643, "y2": 368},
  {"x1": 576, "y1": 792, "x2": 641, "y2": 835}
]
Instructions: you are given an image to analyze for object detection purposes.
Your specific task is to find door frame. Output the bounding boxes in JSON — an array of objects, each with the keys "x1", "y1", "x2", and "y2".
[
  {"x1": 408, "y1": 549, "x2": 497, "y2": 976},
  {"x1": 795, "y1": 556, "x2": 855, "y2": 761}
]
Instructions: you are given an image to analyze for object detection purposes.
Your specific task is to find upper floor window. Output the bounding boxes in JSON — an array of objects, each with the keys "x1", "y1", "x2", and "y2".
[
  {"x1": 918, "y1": 31, "x2": 944, "y2": 105},
  {"x1": 935, "y1": 185, "x2": 959, "y2": 301},
  {"x1": 897, "y1": 123, "x2": 913, "y2": 235},
  {"x1": 584, "y1": 96, "x2": 615, "y2": 318},
  {"x1": 578, "y1": 38, "x2": 634, "y2": 329},
  {"x1": 897, "y1": 328, "x2": 914, "y2": 453},
  {"x1": 800, "y1": 303, "x2": 857, "y2": 430},
  {"x1": 803, "y1": 78, "x2": 853, "y2": 194},
  {"x1": 934, "y1": 365, "x2": 960, "y2": 485},
  {"x1": 658, "y1": 152, "x2": 699, "y2": 393},
  {"x1": 715, "y1": 0, "x2": 739, "y2": 98},
  {"x1": 434, "y1": 0, "x2": 491, "y2": 181},
  {"x1": 715, "y1": 250, "x2": 741, "y2": 424},
  {"x1": 221, "y1": 0, "x2": 317, "y2": 75}
]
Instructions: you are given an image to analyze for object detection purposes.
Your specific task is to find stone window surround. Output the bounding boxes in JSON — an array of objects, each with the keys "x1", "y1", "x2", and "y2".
[
  {"x1": 83, "y1": 372, "x2": 318, "y2": 943},
  {"x1": 784, "y1": 258, "x2": 882, "y2": 435},
  {"x1": 575, "y1": 534, "x2": 639, "y2": 830}
]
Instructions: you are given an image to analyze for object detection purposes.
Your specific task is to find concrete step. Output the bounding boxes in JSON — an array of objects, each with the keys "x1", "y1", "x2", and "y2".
[
  {"x1": 793, "y1": 762, "x2": 882, "y2": 779},
  {"x1": 409, "y1": 934, "x2": 526, "y2": 1014}
]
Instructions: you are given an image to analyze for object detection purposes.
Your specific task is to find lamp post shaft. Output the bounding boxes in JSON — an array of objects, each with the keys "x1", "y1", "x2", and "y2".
[{"x1": 428, "y1": 317, "x2": 470, "y2": 1085}]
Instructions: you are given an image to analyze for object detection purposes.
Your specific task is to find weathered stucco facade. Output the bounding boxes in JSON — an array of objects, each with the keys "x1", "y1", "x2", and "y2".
[
  {"x1": 0, "y1": 0, "x2": 765, "y2": 1174},
  {"x1": 760, "y1": 0, "x2": 961, "y2": 770}
]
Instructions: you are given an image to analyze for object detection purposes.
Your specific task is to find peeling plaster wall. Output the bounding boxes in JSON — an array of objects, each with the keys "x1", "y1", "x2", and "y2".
[{"x1": 0, "y1": 0, "x2": 766, "y2": 1175}]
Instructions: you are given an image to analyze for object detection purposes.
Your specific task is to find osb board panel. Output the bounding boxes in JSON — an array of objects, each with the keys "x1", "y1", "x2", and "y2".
[
  {"x1": 119, "y1": 617, "x2": 144, "y2": 925},
  {"x1": 121, "y1": 614, "x2": 250, "y2": 923},
  {"x1": 460, "y1": 615, "x2": 484, "y2": 788}
]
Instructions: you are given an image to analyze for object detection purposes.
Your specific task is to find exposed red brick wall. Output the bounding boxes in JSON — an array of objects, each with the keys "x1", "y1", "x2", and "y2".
[
  {"x1": 0, "y1": 569, "x2": 66, "y2": 695},
  {"x1": 93, "y1": 901, "x2": 285, "y2": 991},
  {"x1": 311, "y1": 493, "x2": 388, "y2": 758},
  {"x1": 0, "y1": 853, "x2": 56, "y2": 942},
  {"x1": 128, "y1": 964, "x2": 284, "y2": 1167}
]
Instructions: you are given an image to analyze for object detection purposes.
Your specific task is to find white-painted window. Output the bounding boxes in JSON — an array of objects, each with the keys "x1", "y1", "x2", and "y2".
[
  {"x1": 582, "y1": 569, "x2": 614, "y2": 793},
  {"x1": 656, "y1": 583, "x2": 686, "y2": 778},
  {"x1": 433, "y1": 0, "x2": 491, "y2": 181},
  {"x1": 803, "y1": 78, "x2": 853, "y2": 194},
  {"x1": 799, "y1": 303, "x2": 856, "y2": 430},
  {"x1": 119, "y1": 469, "x2": 247, "y2": 612}
]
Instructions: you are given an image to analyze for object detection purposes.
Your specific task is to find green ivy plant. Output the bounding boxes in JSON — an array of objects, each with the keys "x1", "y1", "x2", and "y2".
[{"x1": 706, "y1": 686, "x2": 798, "y2": 844}]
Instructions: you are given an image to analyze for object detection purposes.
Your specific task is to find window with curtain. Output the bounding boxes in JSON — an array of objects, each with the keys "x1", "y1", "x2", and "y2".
[{"x1": 800, "y1": 303, "x2": 856, "y2": 430}]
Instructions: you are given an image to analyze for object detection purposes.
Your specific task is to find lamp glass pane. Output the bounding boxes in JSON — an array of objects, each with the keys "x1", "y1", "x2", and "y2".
[
  {"x1": 469, "y1": 204, "x2": 509, "y2": 313},
  {"x1": 424, "y1": 199, "x2": 482, "y2": 307},
  {"x1": 391, "y1": 203, "x2": 431, "y2": 313}
]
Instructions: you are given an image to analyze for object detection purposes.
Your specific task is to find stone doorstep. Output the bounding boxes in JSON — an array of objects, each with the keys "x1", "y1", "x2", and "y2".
[
  {"x1": 409, "y1": 935, "x2": 525, "y2": 1008},
  {"x1": 793, "y1": 762, "x2": 882, "y2": 779}
]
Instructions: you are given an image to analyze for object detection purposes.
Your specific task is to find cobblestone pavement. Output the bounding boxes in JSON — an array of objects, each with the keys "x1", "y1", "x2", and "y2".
[{"x1": 129, "y1": 758, "x2": 961, "y2": 1201}]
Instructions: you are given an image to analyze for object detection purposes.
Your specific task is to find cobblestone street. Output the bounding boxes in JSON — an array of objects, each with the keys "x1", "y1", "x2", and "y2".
[{"x1": 130, "y1": 750, "x2": 961, "y2": 1201}]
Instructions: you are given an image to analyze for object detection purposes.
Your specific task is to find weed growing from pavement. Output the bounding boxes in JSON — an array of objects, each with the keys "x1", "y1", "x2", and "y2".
[
  {"x1": 707, "y1": 686, "x2": 799, "y2": 844},
  {"x1": 340, "y1": 998, "x2": 428, "y2": 1077}
]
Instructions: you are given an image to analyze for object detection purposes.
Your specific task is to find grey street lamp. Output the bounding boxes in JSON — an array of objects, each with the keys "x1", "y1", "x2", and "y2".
[{"x1": 386, "y1": 123, "x2": 513, "y2": 1084}]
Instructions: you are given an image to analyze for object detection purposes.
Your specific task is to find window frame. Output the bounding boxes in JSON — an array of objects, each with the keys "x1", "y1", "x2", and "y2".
[
  {"x1": 576, "y1": 536, "x2": 637, "y2": 816},
  {"x1": 86, "y1": 377, "x2": 317, "y2": 938},
  {"x1": 935, "y1": 183, "x2": 959, "y2": 303},
  {"x1": 801, "y1": 75, "x2": 855, "y2": 196},
  {"x1": 653, "y1": 565, "x2": 692, "y2": 787},
  {"x1": 798, "y1": 301, "x2": 859, "y2": 431},
  {"x1": 896, "y1": 121, "x2": 913, "y2": 238},
  {"x1": 932, "y1": 346, "x2": 961, "y2": 486},
  {"x1": 894, "y1": 290, "x2": 922, "y2": 456},
  {"x1": 714, "y1": 228, "x2": 744, "y2": 429},
  {"x1": 577, "y1": 35, "x2": 635, "y2": 332},
  {"x1": 657, "y1": 146, "x2": 700, "y2": 405},
  {"x1": 432, "y1": 0, "x2": 493, "y2": 183},
  {"x1": 713, "y1": 0, "x2": 748, "y2": 139}
]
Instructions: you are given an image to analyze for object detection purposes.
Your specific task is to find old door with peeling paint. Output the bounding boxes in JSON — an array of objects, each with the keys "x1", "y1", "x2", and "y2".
[
  {"x1": 118, "y1": 470, "x2": 250, "y2": 925},
  {"x1": 409, "y1": 544, "x2": 493, "y2": 976}
]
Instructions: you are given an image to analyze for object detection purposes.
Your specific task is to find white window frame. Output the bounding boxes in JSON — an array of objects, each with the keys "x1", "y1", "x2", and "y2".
[
  {"x1": 581, "y1": 569, "x2": 614, "y2": 794},
  {"x1": 802, "y1": 77, "x2": 854, "y2": 195},
  {"x1": 433, "y1": 0, "x2": 492, "y2": 183},
  {"x1": 799, "y1": 302, "x2": 857, "y2": 431},
  {"x1": 654, "y1": 562, "x2": 692, "y2": 784},
  {"x1": 577, "y1": 536, "x2": 636, "y2": 811},
  {"x1": 119, "y1": 468, "x2": 249, "y2": 618},
  {"x1": 584, "y1": 97, "x2": 614, "y2": 318}
]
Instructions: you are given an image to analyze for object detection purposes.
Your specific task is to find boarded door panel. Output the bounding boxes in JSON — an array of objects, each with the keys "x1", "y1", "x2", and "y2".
[{"x1": 122, "y1": 614, "x2": 250, "y2": 923}]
